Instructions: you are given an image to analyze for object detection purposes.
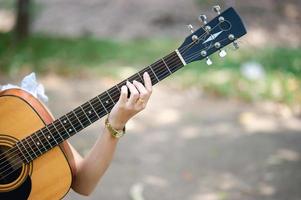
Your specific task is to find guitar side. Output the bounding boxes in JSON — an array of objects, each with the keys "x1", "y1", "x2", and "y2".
[{"x1": 0, "y1": 89, "x2": 72, "y2": 200}]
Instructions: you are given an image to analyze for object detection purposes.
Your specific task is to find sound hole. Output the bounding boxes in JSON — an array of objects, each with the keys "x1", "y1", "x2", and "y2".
[
  {"x1": 219, "y1": 21, "x2": 231, "y2": 31},
  {"x1": 0, "y1": 145, "x2": 23, "y2": 185}
]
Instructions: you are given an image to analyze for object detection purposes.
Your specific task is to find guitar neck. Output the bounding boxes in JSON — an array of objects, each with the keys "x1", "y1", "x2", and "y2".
[{"x1": 16, "y1": 50, "x2": 185, "y2": 163}]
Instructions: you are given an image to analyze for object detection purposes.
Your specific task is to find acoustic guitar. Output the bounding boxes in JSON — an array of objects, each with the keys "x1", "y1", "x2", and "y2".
[{"x1": 0, "y1": 6, "x2": 246, "y2": 200}]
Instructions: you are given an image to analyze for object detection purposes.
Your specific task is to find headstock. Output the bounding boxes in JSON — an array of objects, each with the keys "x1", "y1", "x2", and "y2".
[{"x1": 178, "y1": 6, "x2": 247, "y2": 66}]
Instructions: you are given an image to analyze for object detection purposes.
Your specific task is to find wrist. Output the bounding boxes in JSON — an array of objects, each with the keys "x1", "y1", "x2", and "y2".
[
  {"x1": 105, "y1": 115, "x2": 126, "y2": 138},
  {"x1": 108, "y1": 116, "x2": 126, "y2": 130}
]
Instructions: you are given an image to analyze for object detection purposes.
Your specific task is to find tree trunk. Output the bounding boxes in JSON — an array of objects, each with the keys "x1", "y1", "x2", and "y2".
[{"x1": 15, "y1": 0, "x2": 31, "y2": 41}]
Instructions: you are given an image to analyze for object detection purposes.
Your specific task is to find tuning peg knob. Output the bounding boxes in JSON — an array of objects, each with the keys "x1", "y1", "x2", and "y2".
[
  {"x1": 212, "y1": 5, "x2": 221, "y2": 15},
  {"x1": 198, "y1": 14, "x2": 207, "y2": 24},
  {"x1": 187, "y1": 24, "x2": 194, "y2": 33},
  {"x1": 206, "y1": 57, "x2": 213, "y2": 65},
  {"x1": 219, "y1": 49, "x2": 227, "y2": 58},
  {"x1": 233, "y1": 41, "x2": 239, "y2": 49}
]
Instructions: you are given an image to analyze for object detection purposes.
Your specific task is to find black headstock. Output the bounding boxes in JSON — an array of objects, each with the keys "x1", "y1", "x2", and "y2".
[{"x1": 178, "y1": 7, "x2": 247, "y2": 66}]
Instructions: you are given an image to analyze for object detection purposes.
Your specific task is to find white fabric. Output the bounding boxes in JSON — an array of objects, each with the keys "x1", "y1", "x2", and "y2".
[{"x1": 0, "y1": 73, "x2": 49, "y2": 103}]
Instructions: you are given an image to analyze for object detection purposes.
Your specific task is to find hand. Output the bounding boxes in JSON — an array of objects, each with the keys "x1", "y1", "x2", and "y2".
[{"x1": 108, "y1": 72, "x2": 152, "y2": 130}]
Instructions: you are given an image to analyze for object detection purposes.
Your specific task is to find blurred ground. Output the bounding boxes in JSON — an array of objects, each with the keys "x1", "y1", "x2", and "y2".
[
  {"x1": 6, "y1": 74, "x2": 299, "y2": 200},
  {"x1": 31, "y1": 0, "x2": 301, "y2": 47},
  {"x1": 0, "y1": 0, "x2": 300, "y2": 46}
]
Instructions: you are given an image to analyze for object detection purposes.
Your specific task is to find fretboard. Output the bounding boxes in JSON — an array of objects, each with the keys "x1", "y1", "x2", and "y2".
[{"x1": 15, "y1": 50, "x2": 184, "y2": 163}]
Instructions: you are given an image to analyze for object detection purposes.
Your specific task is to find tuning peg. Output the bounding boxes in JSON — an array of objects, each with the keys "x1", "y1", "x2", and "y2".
[
  {"x1": 187, "y1": 24, "x2": 194, "y2": 33},
  {"x1": 212, "y1": 5, "x2": 221, "y2": 15},
  {"x1": 206, "y1": 57, "x2": 213, "y2": 65},
  {"x1": 198, "y1": 14, "x2": 207, "y2": 24},
  {"x1": 233, "y1": 41, "x2": 239, "y2": 49},
  {"x1": 219, "y1": 49, "x2": 227, "y2": 58}
]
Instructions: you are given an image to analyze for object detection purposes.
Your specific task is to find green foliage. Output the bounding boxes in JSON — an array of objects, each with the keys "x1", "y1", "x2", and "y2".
[
  {"x1": 0, "y1": 33, "x2": 176, "y2": 74},
  {"x1": 0, "y1": 33, "x2": 300, "y2": 105}
]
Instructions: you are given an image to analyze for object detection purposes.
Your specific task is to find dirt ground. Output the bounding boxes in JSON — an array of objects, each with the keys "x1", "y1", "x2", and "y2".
[{"x1": 3, "y1": 74, "x2": 300, "y2": 200}]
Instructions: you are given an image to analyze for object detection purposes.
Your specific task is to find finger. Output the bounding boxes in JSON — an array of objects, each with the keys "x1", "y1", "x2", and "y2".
[
  {"x1": 133, "y1": 80, "x2": 148, "y2": 100},
  {"x1": 118, "y1": 85, "x2": 128, "y2": 105},
  {"x1": 126, "y1": 81, "x2": 139, "y2": 105},
  {"x1": 143, "y1": 72, "x2": 152, "y2": 92}
]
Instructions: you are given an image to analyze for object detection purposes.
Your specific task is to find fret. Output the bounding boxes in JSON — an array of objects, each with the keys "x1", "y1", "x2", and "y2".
[
  {"x1": 72, "y1": 110, "x2": 85, "y2": 128},
  {"x1": 65, "y1": 114, "x2": 77, "y2": 132},
  {"x1": 33, "y1": 133, "x2": 46, "y2": 152},
  {"x1": 82, "y1": 102, "x2": 99, "y2": 123},
  {"x1": 136, "y1": 72, "x2": 144, "y2": 83},
  {"x1": 24, "y1": 136, "x2": 38, "y2": 159},
  {"x1": 99, "y1": 93, "x2": 115, "y2": 112},
  {"x1": 45, "y1": 126, "x2": 59, "y2": 145},
  {"x1": 105, "y1": 91, "x2": 116, "y2": 106},
  {"x1": 166, "y1": 52, "x2": 182, "y2": 73},
  {"x1": 151, "y1": 61, "x2": 170, "y2": 81},
  {"x1": 66, "y1": 112, "x2": 83, "y2": 132},
  {"x1": 117, "y1": 81, "x2": 125, "y2": 91},
  {"x1": 39, "y1": 129, "x2": 53, "y2": 149},
  {"x1": 15, "y1": 142, "x2": 29, "y2": 163},
  {"x1": 118, "y1": 80, "x2": 127, "y2": 88},
  {"x1": 72, "y1": 107, "x2": 91, "y2": 128},
  {"x1": 161, "y1": 58, "x2": 172, "y2": 75},
  {"x1": 55, "y1": 118, "x2": 70, "y2": 140},
  {"x1": 21, "y1": 138, "x2": 33, "y2": 160},
  {"x1": 108, "y1": 87, "x2": 120, "y2": 101},
  {"x1": 29, "y1": 135, "x2": 42, "y2": 155},
  {"x1": 50, "y1": 122, "x2": 65, "y2": 142},
  {"x1": 78, "y1": 105, "x2": 93, "y2": 125},
  {"x1": 149, "y1": 65, "x2": 160, "y2": 82},
  {"x1": 128, "y1": 73, "x2": 143, "y2": 84},
  {"x1": 140, "y1": 67, "x2": 158, "y2": 85},
  {"x1": 42, "y1": 127, "x2": 58, "y2": 146},
  {"x1": 115, "y1": 85, "x2": 121, "y2": 92},
  {"x1": 96, "y1": 96, "x2": 109, "y2": 114},
  {"x1": 88, "y1": 100, "x2": 101, "y2": 119},
  {"x1": 59, "y1": 116, "x2": 74, "y2": 137}
]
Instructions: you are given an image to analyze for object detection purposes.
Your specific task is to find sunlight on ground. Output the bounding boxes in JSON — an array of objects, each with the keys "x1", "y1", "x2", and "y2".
[
  {"x1": 178, "y1": 125, "x2": 201, "y2": 139},
  {"x1": 143, "y1": 175, "x2": 169, "y2": 188},
  {"x1": 267, "y1": 148, "x2": 300, "y2": 165}
]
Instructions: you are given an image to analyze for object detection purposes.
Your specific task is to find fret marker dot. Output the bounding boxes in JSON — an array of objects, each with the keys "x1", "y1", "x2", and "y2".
[
  {"x1": 37, "y1": 142, "x2": 40, "y2": 145},
  {"x1": 69, "y1": 129, "x2": 72, "y2": 132},
  {"x1": 63, "y1": 120, "x2": 67, "y2": 123},
  {"x1": 88, "y1": 111, "x2": 92, "y2": 114},
  {"x1": 106, "y1": 100, "x2": 109, "y2": 104},
  {"x1": 47, "y1": 135, "x2": 51, "y2": 139}
]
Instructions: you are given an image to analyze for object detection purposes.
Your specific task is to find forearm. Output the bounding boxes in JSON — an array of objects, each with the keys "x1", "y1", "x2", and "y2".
[
  {"x1": 70, "y1": 72, "x2": 152, "y2": 196},
  {"x1": 71, "y1": 124, "x2": 119, "y2": 196}
]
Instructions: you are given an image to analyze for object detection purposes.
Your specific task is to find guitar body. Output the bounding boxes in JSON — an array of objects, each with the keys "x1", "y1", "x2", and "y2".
[{"x1": 0, "y1": 89, "x2": 72, "y2": 200}]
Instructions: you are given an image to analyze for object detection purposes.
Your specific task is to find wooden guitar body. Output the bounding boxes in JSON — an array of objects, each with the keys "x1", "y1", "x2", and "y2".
[{"x1": 0, "y1": 89, "x2": 72, "y2": 200}]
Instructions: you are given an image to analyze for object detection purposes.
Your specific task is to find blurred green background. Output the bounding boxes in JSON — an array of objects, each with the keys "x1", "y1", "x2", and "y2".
[
  {"x1": 0, "y1": 0, "x2": 300, "y2": 106},
  {"x1": 0, "y1": 1, "x2": 301, "y2": 200}
]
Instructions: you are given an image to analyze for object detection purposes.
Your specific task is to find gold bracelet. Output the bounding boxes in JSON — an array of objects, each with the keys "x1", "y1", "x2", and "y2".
[{"x1": 105, "y1": 116, "x2": 126, "y2": 138}]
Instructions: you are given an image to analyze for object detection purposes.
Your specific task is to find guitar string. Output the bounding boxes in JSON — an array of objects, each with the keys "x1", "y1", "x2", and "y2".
[
  {"x1": 0, "y1": 32, "x2": 226, "y2": 178},
  {"x1": 0, "y1": 51, "x2": 185, "y2": 178},
  {"x1": 0, "y1": 25, "x2": 227, "y2": 179},
  {"x1": 0, "y1": 11, "x2": 227, "y2": 166},
  {"x1": 0, "y1": 58, "x2": 184, "y2": 179},
  {"x1": 0, "y1": 23, "x2": 227, "y2": 179},
  {"x1": 0, "y1": 20, "x2": 225, "y2": 167}
]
